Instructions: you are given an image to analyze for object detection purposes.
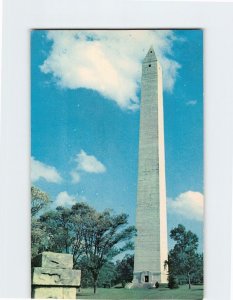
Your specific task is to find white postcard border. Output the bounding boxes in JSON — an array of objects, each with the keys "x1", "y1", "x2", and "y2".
[{"x1": 1, "y1": 1, "x2": 233, "y2": 299}]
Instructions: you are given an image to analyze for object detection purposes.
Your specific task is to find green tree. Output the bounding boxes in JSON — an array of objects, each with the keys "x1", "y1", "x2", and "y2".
[
  {"x1": 78, "y1": 259, "x2": 117, "y2": 288},
  {"x1": 78, "y1": 256, "x2": 94, "y2": 288},
  {"x1": 31, "y1": 186, "x2": 49, "y2": 217},
  {"x1": 71, "y1": 203, "x2": 97, "y2": 267},
  {"x1": 34, "y1": 202, "x2": 136, "y2": 294},
  {"x1": 98, "y1": 261, "x2": 117, "y2": 288},
  {"x1": 31, "y1": 218, "x2": 49, "y2": 257},
  {"x1": 115, "y1": 254, "x2": 134, "y2": 287},
  {"x1": 190, "y1": 253, "x2": 203, "y2": 284},
  {"x1": 38, "y1": 203, "x2": 94, "y2": 263},
  {"x1": 31, "y1": 186, "x2": 50, "y2": 257},
  {"x1": 167, "y1": 224, "x2": 202, "y2": 289},
  {"x1": 39, "y1": 207, "x2": 75, "y2": 253},
  {"x1": 79, "y1": 208, "x2": 136, "y2": 293},
  {"x1": 167, "y1": 272, "x2": 179, "y2": 289}
]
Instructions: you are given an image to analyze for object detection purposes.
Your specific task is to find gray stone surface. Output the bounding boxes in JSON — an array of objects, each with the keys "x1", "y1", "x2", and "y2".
[
  {"x1": 32, "y1": 267, "x2": 81, "y2": 286},
  {"x1": 32, "y1": 252, "x2": 81, "y2": 298},
  {"x1": 133, "y1": 47, "x2": 168, "y2": 285},
  {"x1": 32, "y1": 251, "x2": 73, "y2": 269},
  {"x1": 32, "y1": 286, "x2": 76, "y2": 299}
]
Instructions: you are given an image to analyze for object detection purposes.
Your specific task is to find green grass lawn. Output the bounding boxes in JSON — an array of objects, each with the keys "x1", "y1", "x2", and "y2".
[{"x1": 77, "y1": 285, "x2": 204, "y2": 299}]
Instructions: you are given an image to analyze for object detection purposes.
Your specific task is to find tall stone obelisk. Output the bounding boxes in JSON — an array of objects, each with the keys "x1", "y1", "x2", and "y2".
[{"x1": 133, "y1": 47, "x2": 168, "y2": 286}]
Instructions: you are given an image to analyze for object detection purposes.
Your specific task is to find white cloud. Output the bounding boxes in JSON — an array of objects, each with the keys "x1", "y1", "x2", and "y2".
[
  {"x1": 55, "y1": 191, "x2": 76, "y2": 207},
  {"x1": 186, "y1": 100, "x2": 197, "y2": 106},
  {"x1": 31, "y1": 157, "x2": 62, "y2": 183},
  {"x1": 75, "y1": 150, "x2": 106, "y2": 173},
  {"x1": 54, "y1": 191, "x2": 87, "y2": 208},
  {"x1": 168, "y1": 191, "x2": 204, "y2": 222},
  {"x1": 40, "y1": 30, "x2": 181, "y2": 110},
  {"x1": 70, "y1": 170, "x2": 81, "y2": 184}
]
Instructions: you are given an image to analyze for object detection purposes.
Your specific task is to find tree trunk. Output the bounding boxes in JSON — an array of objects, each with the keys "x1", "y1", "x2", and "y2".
[
  {"x1": 94, "y1": 280, "x2": 97, "y2": 294},
  {"x1": 188, "y1": 273, "x2": 191, "y2": 289}
]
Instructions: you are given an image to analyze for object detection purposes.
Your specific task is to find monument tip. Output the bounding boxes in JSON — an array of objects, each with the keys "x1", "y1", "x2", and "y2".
[{"x1": 143, "y1": 46, "x2": 157, "y2": 62}]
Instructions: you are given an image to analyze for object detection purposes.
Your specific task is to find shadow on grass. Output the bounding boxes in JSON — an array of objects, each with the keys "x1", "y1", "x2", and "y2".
[{"x1": 77, "y1": 293, "x2": 94, "y2": 297}]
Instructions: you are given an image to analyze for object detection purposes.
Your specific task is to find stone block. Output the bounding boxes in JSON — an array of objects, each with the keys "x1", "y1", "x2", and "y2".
[
  {"x1": 32, "y1": 251, "x2": 73, "y2": 269},
  {"x1": 32, "y1": 267, "x2": 81, "y2": 286},
  {"x1": 32, "y1": 286, "x2": 76, "y2": 299}
]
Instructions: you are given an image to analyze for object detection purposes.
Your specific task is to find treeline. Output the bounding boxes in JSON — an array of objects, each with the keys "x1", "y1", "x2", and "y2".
[
  {"x1": 31, "y1": 186, "x2": 136, "y2": 293},
  {"x1": 32, "y1": 186, "x2": 203, "y2": 292},
  {"x1": 166, "y1": 224, "x2": 204, "y2": 289},
  {"x1": 80, "y1": 254, "x2": 134, "y2": 288}
]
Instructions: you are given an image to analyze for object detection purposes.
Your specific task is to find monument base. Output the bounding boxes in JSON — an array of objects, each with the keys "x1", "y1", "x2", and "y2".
[{"x1": 129, "y1": 271, "x2": 167, "y2": 288}]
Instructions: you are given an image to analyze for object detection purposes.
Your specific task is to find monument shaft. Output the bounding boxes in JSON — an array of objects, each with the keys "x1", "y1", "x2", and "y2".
[{"x1": 133, "y1": 47, "x2": 168, "y2": 286}]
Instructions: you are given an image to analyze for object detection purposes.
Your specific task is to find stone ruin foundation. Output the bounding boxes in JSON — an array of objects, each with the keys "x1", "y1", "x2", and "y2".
[{"x1": 31, "y1": 251, "x2": 81, "y2": 299}]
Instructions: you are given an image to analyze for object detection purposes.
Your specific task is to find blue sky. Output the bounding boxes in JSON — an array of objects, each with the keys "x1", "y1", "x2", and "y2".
[{"x1": 31, "y1": 30, "x2": 203, "y2": 251}]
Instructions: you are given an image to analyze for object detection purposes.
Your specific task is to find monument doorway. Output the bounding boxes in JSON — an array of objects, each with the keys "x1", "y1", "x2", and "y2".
[{"x1": 145, "y1": 275, "x2": 149, "y2": 282}]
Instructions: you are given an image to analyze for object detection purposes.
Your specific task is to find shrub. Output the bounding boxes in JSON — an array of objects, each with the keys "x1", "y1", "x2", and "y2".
[{"x1": 168, "y1": 274, "x2": 179, "y2": 289}]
